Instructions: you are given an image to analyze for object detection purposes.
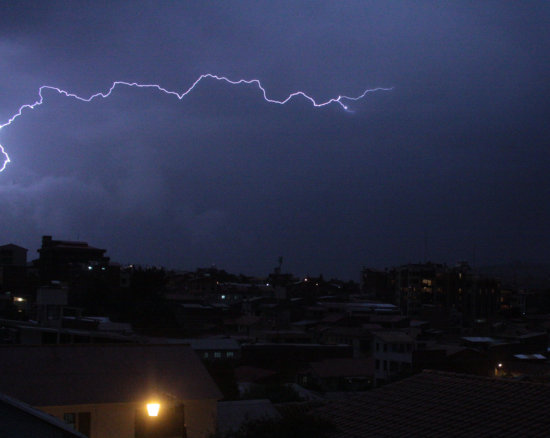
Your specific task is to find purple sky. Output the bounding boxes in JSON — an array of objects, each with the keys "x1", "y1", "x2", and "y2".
[{"x1": 1, "y1": 1, "x2": 549, "y2": 279}]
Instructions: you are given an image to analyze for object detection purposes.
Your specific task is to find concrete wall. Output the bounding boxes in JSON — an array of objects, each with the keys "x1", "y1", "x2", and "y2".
[
  {"x1": 40, "y1": 399, "x2": 217, "y2": 438},
  {"x1": 41, "y1": 403, "x2": 139, "y2": 438}
]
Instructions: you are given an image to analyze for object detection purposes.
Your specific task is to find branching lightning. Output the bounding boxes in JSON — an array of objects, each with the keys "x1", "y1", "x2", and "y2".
[{"x1": 0, "y1": 74, "x2": 393, "y2": 172}]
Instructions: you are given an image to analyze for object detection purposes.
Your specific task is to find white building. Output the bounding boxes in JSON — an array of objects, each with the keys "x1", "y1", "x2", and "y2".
[{"x1": 373, "y1": 331, "x2": 415, "y2": 386}]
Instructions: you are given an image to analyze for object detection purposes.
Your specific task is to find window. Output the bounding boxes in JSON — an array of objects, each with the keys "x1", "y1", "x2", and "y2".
[
  {"x1": 63, "y1": 412, "x2": 90, "y2": 437},
  {"x1": 383, "y1": 360, "x2": 387, "y2": 371},
  {"x1": 214, "y1": 352, "x2": 221, "y2": 358},
  {"x1": 203, "y1": 352, "x2": 209, "y2": 358},
  {"x1": 383, "y1": 344, "x2": 387, "y2": 352},
  {"x1": 63, "y1": 413, "x2": 76, "y2": 429},
  {"x1": 375, "y1": 359, "x2": 380, "y2": 370},
  {"x1": 376, "y1": 342, "x2": 379, "y2": 352},
  {"x1": 227, "y1": 351, "x2": 234, "y2": 358}
]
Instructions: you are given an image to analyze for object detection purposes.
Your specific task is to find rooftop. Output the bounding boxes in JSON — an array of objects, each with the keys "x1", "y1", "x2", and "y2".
[
  {"x1": 310, "y1": 358, "x2": 374, "y2": 378},
  {"x1": 317, "y1": 370, "x2": 550, "y2": 437},
  {"x1": 0, "y1": 344, "x2": 222, "y2": 406},
  {"x1": 0, "y1": 392, "x2": 87, "y2": 437},
  {"x1": 374, "y1": 331, "x2": 414, "y2": 344}
]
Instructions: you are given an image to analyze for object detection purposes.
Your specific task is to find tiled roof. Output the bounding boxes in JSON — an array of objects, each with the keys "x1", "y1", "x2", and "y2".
[
  {"x1": 317, "y1": 370, "x2": 550, "y2": 437},
  {"x1": 0, "y1": 344, "x2": 222, "y2": 406}
]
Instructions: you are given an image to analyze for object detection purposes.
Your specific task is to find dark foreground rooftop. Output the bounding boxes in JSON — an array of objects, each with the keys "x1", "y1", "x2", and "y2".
[{"x1": 317, "y1": 370, "x2": 550, "y2": 437}]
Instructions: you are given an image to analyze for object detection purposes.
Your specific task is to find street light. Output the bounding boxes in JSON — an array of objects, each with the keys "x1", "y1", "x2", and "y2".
[{"x1": 147, "y1": 402, "x2": 160, "y2": 417}]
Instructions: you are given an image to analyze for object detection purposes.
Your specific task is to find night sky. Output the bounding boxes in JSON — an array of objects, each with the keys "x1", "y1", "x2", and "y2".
[{"x1": 1, "y1": 1, "x2": 549, "y2": 279}]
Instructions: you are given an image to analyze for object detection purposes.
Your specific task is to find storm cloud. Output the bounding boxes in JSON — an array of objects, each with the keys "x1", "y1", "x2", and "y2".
[{"x1": 1, "y1": 1, "x2": 549, "y2": 278}]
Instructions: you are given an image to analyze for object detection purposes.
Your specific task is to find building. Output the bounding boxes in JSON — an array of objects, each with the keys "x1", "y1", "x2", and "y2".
[
  {"x1": 0, "y1": 392, "x2": 87, "y2": 438},
  {"x1": 299, "y1": 358, "x2": 374, "y2": 391},
  {"x1": 361, "y1": 262, "x2": 501, "y2": 326},
  {"x1": 0, "y1": 243, "x2": 27, "y2": 266},
  {"x1": 0, "y1": 243, "x2": 28, "y2": 299},
  {"x1": 174, "y1": 337, "x2": 241, "y2": 361},
  {"x1": 0, "y1": 344, "x2": 222, "y2": 438},
  {"x1": 373, "y1": 331, "x2": 415, "y2": 385},
  {"x1": 36, "y1": 235, "x2": 110, "y2": 282}
]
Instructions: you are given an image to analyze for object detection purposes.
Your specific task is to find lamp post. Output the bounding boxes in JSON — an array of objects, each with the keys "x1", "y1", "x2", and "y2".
[{"x1": 138, "y1": 396, "x2": 186, "y2": 438}]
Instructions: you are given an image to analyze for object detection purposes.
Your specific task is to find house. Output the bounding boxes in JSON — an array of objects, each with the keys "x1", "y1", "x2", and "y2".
[
  {"x1": 317, "y1": 326, "x2": 374, "y2": 358},
  {"x1": 317, "y1": 370, "x2": 550, "y2": 437},
  {"x1": 36, "y1": 235, "x2": 110, "y2": 282},
  {"x1": 0, "y1": 344, "x2": 222, "y2": 438},
  {"x1": 0, "y1": 392, "x2": 87, "y2": 438},
  {"x1": 177, "y1": 337, "x2": 241, "y2": 361},
  {"x1": 373, "y1": 331, "x2": 415, "y2": 385},
  {"x1": 299, "y1": 358, "x2": 374, "y2": 391},
  {"x1": 0, "y1": 243, "x2": 28, "y2": 266},
  {"x1": 0, "y1": 243, "x2": 28, "y2": 298}
]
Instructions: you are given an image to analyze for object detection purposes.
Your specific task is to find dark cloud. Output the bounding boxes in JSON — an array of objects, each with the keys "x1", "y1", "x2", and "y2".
[{"x1": 1, "y1": 1, "x2": 549, "y2": 278}]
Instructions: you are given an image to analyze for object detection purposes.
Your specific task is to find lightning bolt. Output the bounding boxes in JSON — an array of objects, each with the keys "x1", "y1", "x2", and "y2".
[
  {"x1": 0, "y1": 74, "x2": 393, "y2": 172},
  {"x1": 0, "y1": 145, "x2": 9, "y2": 172}
]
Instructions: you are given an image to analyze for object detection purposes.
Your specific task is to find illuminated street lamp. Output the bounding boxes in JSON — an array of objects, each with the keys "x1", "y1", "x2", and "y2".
[{"x1": 147, "y1": 402, "x2": 160, "y2": 417}]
